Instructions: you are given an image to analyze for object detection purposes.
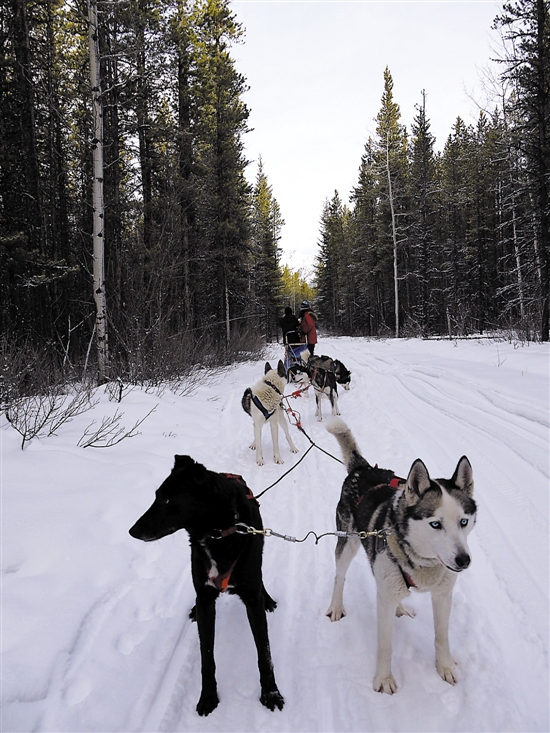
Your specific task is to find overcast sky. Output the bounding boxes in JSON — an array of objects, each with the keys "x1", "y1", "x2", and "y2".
[{"x1": 232, "y1": 0, "x2": 503, "y2": 274}]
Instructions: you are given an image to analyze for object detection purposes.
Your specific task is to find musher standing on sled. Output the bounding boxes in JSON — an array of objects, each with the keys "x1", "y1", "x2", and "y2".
[
  {"x1": 278, "y1": 306, "x2": 301, "y2": 344},
  {"x1": 299, "y1": 301, "x2": 318, "y2": 355}
]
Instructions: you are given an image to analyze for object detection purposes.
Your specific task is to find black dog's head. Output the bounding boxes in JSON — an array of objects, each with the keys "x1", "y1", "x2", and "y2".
[{"x1": 129, "y1": 455, "x2": 222, "y2": 542}]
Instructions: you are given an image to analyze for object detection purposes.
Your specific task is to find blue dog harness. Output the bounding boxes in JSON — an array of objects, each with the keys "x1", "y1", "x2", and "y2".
[
  {"x1": 251, "y1": 379, "x2": 283, "y2": 421},
  {"x1": 251, "y1": 393, "x2": 275, "y2": 420}
]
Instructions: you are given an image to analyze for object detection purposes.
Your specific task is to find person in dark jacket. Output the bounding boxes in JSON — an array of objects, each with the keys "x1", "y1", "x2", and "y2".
[
  {"x1": 299, "y1": 301, "x2": 317, "y2": 355},
  {"x1": 278, "y1": 306, "x2": 301, "y2": 344}
]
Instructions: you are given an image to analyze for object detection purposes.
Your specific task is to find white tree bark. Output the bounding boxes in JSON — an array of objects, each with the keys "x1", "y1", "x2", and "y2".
[{"x1": 88, "y1": 0, "x2": 109, "y2": 381}]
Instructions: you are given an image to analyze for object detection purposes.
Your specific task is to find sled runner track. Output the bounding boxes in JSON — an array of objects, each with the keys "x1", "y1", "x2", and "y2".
[{"x1": 3, "y1": 337, "x2": 548, "y2": 733}]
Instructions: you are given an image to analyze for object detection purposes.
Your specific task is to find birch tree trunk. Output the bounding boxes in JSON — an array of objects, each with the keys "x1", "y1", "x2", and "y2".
[{"x1": 88, "y1": 0, "x2": 109, "y2": 381}]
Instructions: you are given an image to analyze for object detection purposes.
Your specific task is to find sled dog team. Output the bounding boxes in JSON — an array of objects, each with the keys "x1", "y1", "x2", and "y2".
[{"x1": 130, "y1": 357, "x2": 477, "y2": 716}]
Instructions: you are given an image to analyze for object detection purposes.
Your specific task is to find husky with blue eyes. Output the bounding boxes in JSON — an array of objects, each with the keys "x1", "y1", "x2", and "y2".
[{"x1": 325, "y1": 418, "x2": 477, "y2": 695}]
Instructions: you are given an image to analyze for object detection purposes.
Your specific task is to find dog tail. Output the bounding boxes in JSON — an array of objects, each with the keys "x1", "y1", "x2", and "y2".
[
  {"x1": 325, "y1": 417, "x2": 368, "y2": 472},
  {"x1": 241, "y1": 388, "x2": 252, "y2": 416}
]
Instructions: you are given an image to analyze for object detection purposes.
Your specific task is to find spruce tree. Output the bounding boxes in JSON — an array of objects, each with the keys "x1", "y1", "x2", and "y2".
[
  {"x1": 250, "y1": 158, "x2": 284, "y2": 340},
  {"x1": 192, "y1": 0, "x2": 251, "y2": 342},
  {"x1": 494, "y1": 0, "x2": 550, "y2": 340},
  {"x1": 407, "y1": 91, "x2": 439, "y2": 334}
]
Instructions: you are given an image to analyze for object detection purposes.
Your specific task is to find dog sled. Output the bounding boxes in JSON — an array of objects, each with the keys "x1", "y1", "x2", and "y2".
[{"x1": 282, "y1": 330, "x2": 309, "y2": 372}]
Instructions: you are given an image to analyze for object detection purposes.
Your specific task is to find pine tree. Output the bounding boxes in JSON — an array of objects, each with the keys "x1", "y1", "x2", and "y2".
[
  {"x1": 349, "y1": 68, "x2": 408, "y2": 336},
  {"x1": 316, "y1": 192, "x2": 350, "y2": 332},
  {"x1": 192, "y1": 0, "x2": 251, "y2": 342},
  {"x1": 407, "y1": 91, "x2": 439, "y2": 334},
  {"x1": 250, "y1": 158, "x2": 284, "y2": 340},
  {"x1": 494, "y1": 0, "x2": 550, "y2": 340}
]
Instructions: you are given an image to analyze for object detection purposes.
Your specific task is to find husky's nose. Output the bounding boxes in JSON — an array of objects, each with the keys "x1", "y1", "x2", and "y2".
[{"x1": 455, "y1": 553, "x2": 471, "y2": 570}]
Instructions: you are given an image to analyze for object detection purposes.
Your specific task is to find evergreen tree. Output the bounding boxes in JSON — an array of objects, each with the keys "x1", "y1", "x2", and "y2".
[
  {"x1": 192, "y1": 0, "x2": 251, "y2": 342},
  {"x1": 250, "y1": 158, "x2": 284, "y2": 340},
  {"x1": 494, "y1": 0, "x2": 550, "y2": 341},
  {"x1": 350, "y1": 139, "x2": 379, "y2": 335},
  {"x1": 316, "y1": 191, "x2": 351, "y2": 332},
  {"x1": 407, "y1": 91, "x2": 439, "y2": 334}
]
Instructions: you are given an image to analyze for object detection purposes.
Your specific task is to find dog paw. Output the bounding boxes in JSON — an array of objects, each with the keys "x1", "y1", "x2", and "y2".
[
  {"x1": 396, "y1": 603, "x2": 416, "y2": 618},
  {"x1": 249, "y1": 442, "x2": 256, "y2": 450},
  {"x1": 274, "y1": 456, "x2": 284, "y2": 464},
  {"x1": 437, "y1": 660, "x2": 458, "y2": 685},
  {"x1": 196, "y1": 690, "x2": 219, "y2": 716},
  {"x1": 260, "y1": 688, "x2": 284, "y2": 711},
  {"x1": 263, "y1": 593, "x2": 277, "y2": 613},
  {"x1": 326, "y1": 605, "x2": 345, "y2": 622},
  {"x1": 373, "y1": 674, "x2": 398, "y2": 695},
  {"x1": 256, "y1": 457, "x2": 265, "y2": 466},
  {"x1": 290, "y1": 447, "x2": 299, "y2": 454}
]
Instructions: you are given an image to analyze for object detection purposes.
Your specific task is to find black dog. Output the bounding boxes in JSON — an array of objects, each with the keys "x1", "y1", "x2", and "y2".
[{"x1": 129, "y1": 456, "x2": 284, "y2": 716}]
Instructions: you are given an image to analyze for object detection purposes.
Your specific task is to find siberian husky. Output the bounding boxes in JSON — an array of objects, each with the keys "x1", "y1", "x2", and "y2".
[
  {"x1": 325, "y1": 418, "x2": 476, "y2": 694},
  {"x1": 242, "y1": 361, "x2": 299, "y2": 465},
  {"x1": 310, "y1": 365, "x2": 340, "y2": 421},
  {"x1": 309, "y1": 354, "x2": 352, "y2": 390}
]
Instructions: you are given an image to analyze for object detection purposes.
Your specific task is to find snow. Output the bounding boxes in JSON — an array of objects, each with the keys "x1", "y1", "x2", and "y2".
[{"x1": 1, "y1": 337, "x2": 549, "y2": 733}]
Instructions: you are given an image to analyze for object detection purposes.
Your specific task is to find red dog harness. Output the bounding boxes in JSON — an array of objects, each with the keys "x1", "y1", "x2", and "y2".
[{"x1": 204, "y1": 473, "x2": 259, "y2": 592}]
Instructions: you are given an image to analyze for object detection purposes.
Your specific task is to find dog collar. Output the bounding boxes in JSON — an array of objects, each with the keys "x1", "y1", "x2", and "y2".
[{"x1": 264, "y1": 379, "x2": 283, "y2": 396}]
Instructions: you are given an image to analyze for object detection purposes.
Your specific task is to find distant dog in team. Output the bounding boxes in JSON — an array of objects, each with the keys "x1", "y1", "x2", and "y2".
[
  {"x1": 309, "y1": 354, "x2": 352, "y2": 390},
  {"x1": 325, "y1": 418, "x2": 476, "y2": 694},
  {"x1": 129, "y1": 457, "x2": 284, "y2": 716},
  {"x1": 242, "y1": 361, "x2": 298, "y2": 465},
  {"x1": 309, "y1": 364, "x2": 340, "y2": 421},
  {"x1": 286, "y1": 354, "x2": 340, "y2": 421}
]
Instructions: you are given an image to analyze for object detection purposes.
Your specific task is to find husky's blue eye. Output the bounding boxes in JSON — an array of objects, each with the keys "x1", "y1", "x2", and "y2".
[
  {"x1": 429, "y1": 521, "x2": 442, "y2": 530},
  {"x1": 460, "y1": 518, "x2": 468, "y2": 527}
]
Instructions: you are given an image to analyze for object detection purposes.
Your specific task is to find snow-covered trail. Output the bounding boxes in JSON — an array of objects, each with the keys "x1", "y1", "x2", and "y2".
[{"x1": 2, "y1": 337, "x2": 548, "y2": 732}]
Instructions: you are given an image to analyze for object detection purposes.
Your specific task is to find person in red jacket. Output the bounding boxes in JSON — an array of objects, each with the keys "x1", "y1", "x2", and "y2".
[{"x1": 299, "y1": 301, "x2": 318, "y2": 355}]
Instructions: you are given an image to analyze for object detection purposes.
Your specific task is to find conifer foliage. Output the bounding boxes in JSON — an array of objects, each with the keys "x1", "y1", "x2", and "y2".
[
  {"x1": 0, "y1": 0, "x2": 283, "y2": 383},
  {"x1": 316, "y1": 47, "x2": 549, "y2": 340}
]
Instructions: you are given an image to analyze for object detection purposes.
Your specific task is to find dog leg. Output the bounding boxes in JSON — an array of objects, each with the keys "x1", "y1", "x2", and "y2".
[
  {"x1": 330, "y1": 390, "x2": 341, "y2": 416},
  {"x1": 269, "y1": 416, "x2": 283, "y2": 464},
  {"x1": 373, "y1": 589, "x2": 399, "y2": 694},
  {"x1": 326, "y1": 535, "x2": 360, "y2": 621},
  {"x1": 432, "y1": 585, "x2": 458, "y2": 685},
  {"x1": 194, "y1": 592, "x2": 220, "y2": 716},
  {"x1": 254, "y1": 420, "x2": 264, "y2": 466},
  {"x1": 243, "y1": 593, "x2": 284, "y2": 711},
  {"x1": 396, "y1": 602, "x2": 416, "y2": 618},
  {"x1": 262, "y1": 584, "x2": 277, "y2": 613},
  {"x1": 315, "y1": 393, "x2": 323, "y2": 421},
  {"x1": 277, "y1": 407, "x2": 298, "y2": 454}
]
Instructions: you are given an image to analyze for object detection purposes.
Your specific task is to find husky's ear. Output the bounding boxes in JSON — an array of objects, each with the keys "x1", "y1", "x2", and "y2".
[
  {"x1": 451, "y1": 456, "x2": 474, "y2": 496},
  {"x1": 277, "y1": 360, "x2": 286, "y2": 378},
  {"x1": 265, "y1": 362, "x2": 272, "y2": 374},
  {"x1": 405, "y1": 459, "x2": 432, "y2": 505}
]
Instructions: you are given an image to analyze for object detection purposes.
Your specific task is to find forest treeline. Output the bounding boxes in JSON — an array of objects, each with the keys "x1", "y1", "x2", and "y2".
[
  {"x1": 1, "y1": 0, "x2": 548, "y2": 400},
  {"x1": 1, "y1": 0, "x2": 307, "y2": 389},
  {"x1": 316, "y1": 0, "x2": 549, "y2": 342}
]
